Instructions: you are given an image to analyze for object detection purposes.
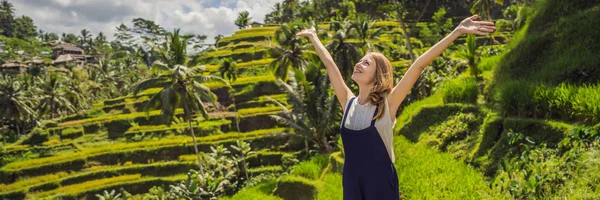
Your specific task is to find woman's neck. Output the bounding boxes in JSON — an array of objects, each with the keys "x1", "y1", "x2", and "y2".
[{"x1": 356, "y1": 83, "x2": 373, "y2": 105}]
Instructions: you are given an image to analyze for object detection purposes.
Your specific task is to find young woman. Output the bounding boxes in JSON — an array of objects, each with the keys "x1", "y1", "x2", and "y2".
[{"x1": 296, "y1": 15, "x2": 495, "y2": 199}]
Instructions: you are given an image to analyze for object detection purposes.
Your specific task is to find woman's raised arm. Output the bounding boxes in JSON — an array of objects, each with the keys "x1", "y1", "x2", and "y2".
[
  {"x1": 297, "y1": 27, "x2": 354, "y2": 110},
  {"x1": 387, "y1": 15, "x2": 495, "y2": 115}
]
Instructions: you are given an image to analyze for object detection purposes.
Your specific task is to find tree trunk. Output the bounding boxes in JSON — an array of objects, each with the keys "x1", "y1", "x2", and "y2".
[
  {"x1": 304, "y1": 138, "x2": 310, "y2": 156},
  {"x1": 393, "y1": 0, "x2": 416, "y2": 63},
  {"x1": 2, "y1": 127, "x2": 6, "y2": 146},
  {"x1": 230, "y1": 88, "x2": 249, "y2": 181},
  {"x1": 188, "y1": 120, "x2": 204, "y2": 174},
  {"x1": 318, "y1": 137, "x2": 332, "y2": 154},
  {"x1": 394, "y1": 0, "x2": 421, "y2": 102},
  {"x1": 16, "y1": 119, "x2": 21, "y2": 137}
]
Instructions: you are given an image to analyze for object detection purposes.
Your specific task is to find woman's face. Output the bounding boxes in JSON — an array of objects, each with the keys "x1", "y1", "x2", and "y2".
[{"x1": 351, "y1": 54, "x2": 377, "y2": 86}]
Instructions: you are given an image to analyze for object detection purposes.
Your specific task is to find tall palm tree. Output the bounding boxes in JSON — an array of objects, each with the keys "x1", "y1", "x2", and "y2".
[
  {"x1": 36, "y1": 73, "x2": 75, "y2": 119},
  {"x1": 265, "y1": 3, "x2": 283, "y2": 24},
  {"x1": 0, "y1": 75, "x2": 34, "y2": 142},
  {"x1": 326, "y1": 19, "x2": 361, "y2": 82},
  {"x1": 134, "y1": 29, "x2": 226, "y2": 173},
  {"x1": 351, "y1": 15, "x2": 386, "y2": 51},
  {"x1": 0, "y1": 1, "x2": 14, "y2": 18},
  {"x1": 235, "y1": 11, "x2": 252, "y2": 29},
  {"x1": 0, "y1": 0, "x2": 15, "y2": 36},
  {"x1": 268, "y1": 63, "x2": 339, "y2": 153},
  {"x1": 38, "y1": 29, "x2": 45, "y2": 41},
  {"x1": 93, "y1": 60, "x2": 128, "y2": 97},
  {"x1": 79, "y1": 29, "x2": 91, "y2": 45},
  {"x1": 269, "y1": 23, "x2": 310, "y2": 81},
  {"x1": 95, "y1": 32, "x2": 107, "y2": 47},
  {"x1": 64, "y1": 71, "x2": 89, "y2": 111},
  {"x1": 471, "y1": 0, "x2": 502, "y2": 45},
  {"x1": 457, "y1": 34, "x2": 480, "y2": 78}
]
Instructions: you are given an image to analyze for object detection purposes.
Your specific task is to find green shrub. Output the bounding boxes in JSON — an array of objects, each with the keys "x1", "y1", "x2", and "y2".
[
  {"x1": 555, "y1": 148, "x2": 600, "y2": 199},
  {"x1": 281, "y1": 154, "x2": 300, "y2": 172},
  {"x1": 441, "y1": 77, "x2": 478, "y2": 104},
  {"x1": 20, "y1": 128, "x2": 49, "y2": 146},
  {"x1": 83, "y1": 123, "x2": 102, "y2": 134},
  {"x1": 482, "y1": 118, "x2": 574, "y2": 175},
  {"x1": 424, "y1": 112, "x2": 482, "y2": 152},
  {"x1": 61, "y1": 127, "x2": 84, "y2": 140}
]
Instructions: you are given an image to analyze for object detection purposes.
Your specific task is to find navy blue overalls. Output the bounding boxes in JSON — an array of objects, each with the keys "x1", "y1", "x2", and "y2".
[{"x1": 341, "y1": 97, "x2": 400, "y2": 200}]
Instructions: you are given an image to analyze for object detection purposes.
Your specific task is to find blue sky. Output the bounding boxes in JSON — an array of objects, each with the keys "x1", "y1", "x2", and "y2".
[{"x1": 13, "y1": 0, "x2": 283, "y2": 43}]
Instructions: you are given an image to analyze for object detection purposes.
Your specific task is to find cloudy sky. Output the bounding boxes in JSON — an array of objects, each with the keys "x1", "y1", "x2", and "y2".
[{"x1": 13, "y1": 0, "x2": 283, "y2": 43}]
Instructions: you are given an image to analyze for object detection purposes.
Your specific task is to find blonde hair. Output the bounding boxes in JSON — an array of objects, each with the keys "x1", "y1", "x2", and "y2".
[{"x1": 367, "y1": 52, "x2": 394, "y2": 120}]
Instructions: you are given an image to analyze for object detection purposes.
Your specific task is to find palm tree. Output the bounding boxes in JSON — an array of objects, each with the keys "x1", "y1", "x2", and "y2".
[
  {"x1": 38, "y1": 29, "x2": 45, "y2": 41},
  {"x1": 326, "y1": 19, "x2": 361, "y2": 82},
  {"x1": 265, "y1": 3, "x2": 283, "y2": 24},
  {"x1": 457, "y1": 34, "x2": 480, "y2": 79},
  {"x1": 64, "y1": 71, "x2": 89, "y2": 111},
  {"x1": 79, "y1": 29, "x2": 91, "y2": 45},
  {"x1": 134, "y1": 29, "x2": 226, "y2": 173},
  {"x1": 269, "y1": 23, "x2": 310, "y2": 81},
  {"x1": 95, "y1": 32, "x2": 107, "y2": 46},
  {"x1": 219, "y1": 58, "x2": 238, "y2": 82},
  {"x1": 0, "y1": 1, "x2": 14, "y2": 18},
  {"x1": 352, "y1": 15, "x2": 386, "y2": 51},
  {"x1": 268, "y1": 63, "x2": 339, "y2": 153},
  {"x1": 0, "y1": 75, "x2": 34, "y2": 142},
  {"x1": 235, "y1": 11, "x2": 252, "y2": 29},
  {"x1": 36, "y1": 73, "x2": 75, "y2": 119},
  {"x1": 93, "y1": 60, "x2": 128, "y2": 97},
  {"x1": 0, "y1": 0, "x2": 15, "y2": 36}
]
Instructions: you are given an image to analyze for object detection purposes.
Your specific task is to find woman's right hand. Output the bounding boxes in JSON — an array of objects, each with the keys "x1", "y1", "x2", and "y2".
[{"x1": 296, "y1": 26, "x2": 317, "y2": 38}]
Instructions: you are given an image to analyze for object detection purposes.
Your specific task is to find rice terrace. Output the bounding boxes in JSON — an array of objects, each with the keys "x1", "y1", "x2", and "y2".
[{"x1": 0, "y1": 0, "x2": 599, "y2": 199}]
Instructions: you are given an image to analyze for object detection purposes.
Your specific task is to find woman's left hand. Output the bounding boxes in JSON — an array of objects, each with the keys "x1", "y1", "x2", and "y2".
[{"x1": 454, "y1": 15, "x2": 496, "y2": 36}]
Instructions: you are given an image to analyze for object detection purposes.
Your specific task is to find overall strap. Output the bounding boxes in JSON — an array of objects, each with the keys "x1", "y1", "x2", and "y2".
[
  {"x1": 341, "y1": 96, "x2": 356, "y2": 127},
  {"x1": 370, "y1": 106, "x2": 379, "y2": 127}
]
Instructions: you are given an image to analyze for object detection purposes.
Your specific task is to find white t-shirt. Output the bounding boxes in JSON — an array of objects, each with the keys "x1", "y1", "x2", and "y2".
[{"x1": 341, "y1": 96, "x2": 396, "y2": 163}]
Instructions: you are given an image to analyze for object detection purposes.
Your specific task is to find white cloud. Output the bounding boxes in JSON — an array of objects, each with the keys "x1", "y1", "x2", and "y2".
[{"x1": 12, "y1": 0, "x2": 282, "y2": 44}]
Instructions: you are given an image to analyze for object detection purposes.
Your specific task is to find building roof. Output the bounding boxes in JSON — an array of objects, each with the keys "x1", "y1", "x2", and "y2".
[
  {"x1": 1, "y1": 62, "x2": 27, "y2": 68},
  {"x1": 29, "y1": 58, "x2": 45, "y2": 64},
  {"x1": 52, "y1": 43, "x2": 84, "y2": 52},
  {"x1": 53, "y1": 54, "x2": 76, "y2": 64}
]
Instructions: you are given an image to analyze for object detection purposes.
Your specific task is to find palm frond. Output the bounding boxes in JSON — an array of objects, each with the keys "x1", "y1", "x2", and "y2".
[{"x1": 133, "y1": 77, "x2": 169, "y2": 95}]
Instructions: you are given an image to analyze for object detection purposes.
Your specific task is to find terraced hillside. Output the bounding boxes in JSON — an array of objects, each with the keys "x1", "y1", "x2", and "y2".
[
  {"x1": 0, "y1": 25, "x2": 295, "y2": 199},
  {"x1": 0, "y1": 18, "x2": 516, "y2": 199},
  {"x1": 215, "y1": 2, "x2": 600, "y2": 198}
]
